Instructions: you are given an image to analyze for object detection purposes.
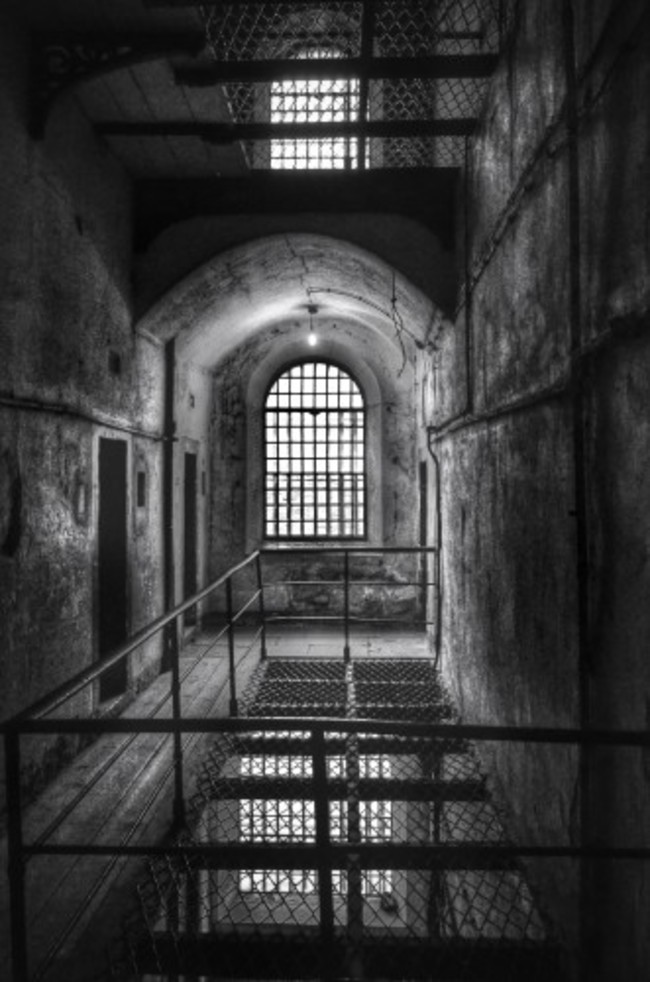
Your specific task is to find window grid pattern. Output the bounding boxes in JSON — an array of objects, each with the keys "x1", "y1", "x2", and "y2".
[
  {"x1": 240, "y1": 798, "x2": 316, "y2": 843},
  {"x1": 240, "y1": 755, "x2": 312, "y2": 778},
  {"x1": 238, "y1": 754, "x2": 392, "y2": 894},
  {"x1": 240, "y1": 869, "x2": 317, "y2": 894},
  {"x1": 238, "y1": 798, "x2": 390, "y2": 844},
  {"x1": 271, "y1": 49, "x2": 359, "y2": 170},
  {"x1": 265, "y1": 362, "x2": 366, "y2": 539},
  {"x1": 327, "y1": 754, "x2": 393, "y2": 779},
  {"x1": 201, "y1": 1, "x2": 515, "y2": 169}
]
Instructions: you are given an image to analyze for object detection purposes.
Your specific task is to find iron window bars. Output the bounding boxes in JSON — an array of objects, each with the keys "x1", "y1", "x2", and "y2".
[
  {"x1": 264, "y1": 361, "x2": 366, "y2": 539},
  {"x1": 195, "y1": 0, "x2": 511, "y2": 168},
  {"x1": 271, "y1": 48, "x2": 360, "y2": 168},
  {"x1": 238, "y1": 752, "x2": 393, "y2": 895}
]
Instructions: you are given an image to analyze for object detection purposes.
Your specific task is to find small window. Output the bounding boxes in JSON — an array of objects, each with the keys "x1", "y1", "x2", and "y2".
[
  {"x1": 270, "y1": 48, "x2": 359, "y2": 170},
  {"x1": 264, "y1": 361, "x2": 366, "y2": 539},
  {"x1": 238, "y1": 753, "x2": 392, "y2": 896}
]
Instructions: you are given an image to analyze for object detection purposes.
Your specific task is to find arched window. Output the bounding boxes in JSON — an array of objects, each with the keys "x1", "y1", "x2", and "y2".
[{"x1": 264, "y1": 360, "x2": 366, "y2": 539}]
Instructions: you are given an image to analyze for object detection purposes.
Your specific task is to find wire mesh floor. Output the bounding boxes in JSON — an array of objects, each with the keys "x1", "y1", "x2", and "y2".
[{"x1": 110, "y1": 657, "x2": 565, "y2": 981}]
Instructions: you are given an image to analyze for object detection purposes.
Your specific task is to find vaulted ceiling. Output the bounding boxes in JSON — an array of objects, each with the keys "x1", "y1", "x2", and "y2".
[{"x1": 20, "y1": 1, "x2": 511, "y2": 357}]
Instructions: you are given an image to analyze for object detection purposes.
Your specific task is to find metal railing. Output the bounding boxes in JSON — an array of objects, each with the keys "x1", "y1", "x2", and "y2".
[
  {"x1": 1, "y1": 546, "x2": 437, "y2": 980},
  {"x1": 258, "y1": 545, "x2": 438, "y2": 660},
  {"x1": 2, "y1": 546, "x2": 650, "y2": 981},
  {"x1": 4, "y1": 714, "x2": 650, "y2": 982}
]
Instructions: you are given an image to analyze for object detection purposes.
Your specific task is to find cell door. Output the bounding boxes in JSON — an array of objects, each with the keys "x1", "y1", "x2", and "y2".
[
  {"x1": 184, "y1": 451, "x2": 198, "y2": 626},
  {"x1": 98, "y1": 437, "x2": 128, "y2": 700}
]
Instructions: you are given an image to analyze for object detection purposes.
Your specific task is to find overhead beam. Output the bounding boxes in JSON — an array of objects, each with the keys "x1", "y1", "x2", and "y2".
[
  {"x1": 175, "y1": 54, "x2": 498, "y2": 86},
  {"x1": 98, "y1": 118, "x2": 477, "y2": 141},
  {"x1": 356, "y1": 0, "x2": 376, "y2": 169},
  {"x1": 133, "y1": 170, "x2": 458, "y2": 252},
  {"x1": 197, "y1": 776, "x2": 485, "y2": 802},
  {"x1": 135, "y1": 935, "x2": 562, "y2": 980},
  {"x1": 146, "y1": 0, "x2": 364, "y2": 5}
]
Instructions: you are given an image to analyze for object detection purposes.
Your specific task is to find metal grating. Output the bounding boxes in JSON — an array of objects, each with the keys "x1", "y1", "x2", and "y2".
[
  {"x1": 244, "y1": 658, "x2": 456, "y2": 720},
  {"x1": 203, "y1": 2, "x2": 364, "y2": 62},
  {"x1": 197, "y1": 0, "x2": 519, "y2": 169},
  {"x1": 110, "y1": 657, "x2": 563, "y2": 980},
  {"x1": 202, "y1": 1, "x2": 506, "y2": 63}
]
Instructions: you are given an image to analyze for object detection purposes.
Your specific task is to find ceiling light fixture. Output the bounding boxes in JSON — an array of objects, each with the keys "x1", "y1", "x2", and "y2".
[{"x1": 307, "y1": 303, "x2": 318, "y2": 347}]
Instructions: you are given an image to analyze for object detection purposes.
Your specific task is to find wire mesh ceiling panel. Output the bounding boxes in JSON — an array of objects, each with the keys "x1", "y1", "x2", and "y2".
[
  {"x1": 197, "y1": 0, "x2": 517, "y2": 169},
  {"x1": 203, "y1": 2, "x2": 364, "y2": 60}
]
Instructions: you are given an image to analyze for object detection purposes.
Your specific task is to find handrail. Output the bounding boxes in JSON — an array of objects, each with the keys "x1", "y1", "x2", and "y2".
[
  {"x1": 259, "y1": 546, "x2": 438, "y2": 554},
  {"x1": 9, "y1": 549, "x2": 261, "y2": 724},
  {"x1": 3, "y1": 532, "x2": 650, "y2": 982},
  {"x1": 4, "y1": 545, "x2": 439, "y2": 728},
  {"x1": 3, "y1": 544, "x2": 444, "y2": 982},
  {"x1": 5, "y1": 714, "x2": 650, "y2": 746},
  {"x1": 4, "y1": 545, "x2": 439, "y2": 726}
]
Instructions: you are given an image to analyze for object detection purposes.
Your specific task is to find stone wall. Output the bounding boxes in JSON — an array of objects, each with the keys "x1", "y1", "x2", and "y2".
[
  {"x1": 0, "y1": 9, "x2": 165, "y2": 804},
  {"x1": 575, "y1": 1, "x2": 650, "y2": 977},
  {"x1": 421, "y1": 1, "x2": 650, "y2": 976}
]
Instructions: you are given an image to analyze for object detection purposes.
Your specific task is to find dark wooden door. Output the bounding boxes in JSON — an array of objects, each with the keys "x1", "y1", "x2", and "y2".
[
  {"x1": 98, "y1": 438, "x2": 128, "y2": 699},
  {"x1": 184, "y1": 452, "x2": 198, "y2": 626}
]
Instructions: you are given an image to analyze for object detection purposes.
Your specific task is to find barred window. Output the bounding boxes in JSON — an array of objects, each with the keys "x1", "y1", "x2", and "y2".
[
  {"x1": 239, "y1": 754, "x2": 392, "y2": 896},
  {"x1": 240, "y1": 798, "x2": 315, "y2": 843},
  {"x1": 270, "y1": 48, "x2": 359, "y2": 170},
  {"x1": 264, "y1": 361, "x2": 366, "y2": 539}
]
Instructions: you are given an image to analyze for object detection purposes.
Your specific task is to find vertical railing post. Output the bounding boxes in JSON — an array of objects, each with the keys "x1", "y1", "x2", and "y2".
[
  {"x1": 226, "y1": 577, "x2": 238, "y2": 716},
  {"x1": 343, "y1": 550, "x2": 351, "y2": 662},
  {"x1": 5, "y1": 728, "x2": 29, "y2": 982},
  {"x1": 345, "y1": 730, "x2": 363, "y2": 980},
  {"x1": 427, "y1": 743, "x2": 443, "y2": 941},
  {"x1": 169, "y1": 615, "x2": 186, "y2": 830},
  {"x1": 256, "y1": 552, "x2": 267, "y2": 661},
  {"x1": 313, "y1": 726, "x2": 335, "y2": 981}
]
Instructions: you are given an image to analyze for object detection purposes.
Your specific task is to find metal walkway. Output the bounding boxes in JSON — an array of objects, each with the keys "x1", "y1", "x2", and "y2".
[
  {"x1": 108, "y1": 655, "x2": 561, "y2": 982},
  {"x1": 0, "y1": 628, "x2": 263, "y2": 982}
]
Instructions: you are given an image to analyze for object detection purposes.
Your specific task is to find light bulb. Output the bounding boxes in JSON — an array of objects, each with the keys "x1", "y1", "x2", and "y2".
[{"x1": 306, "y1": 303, "x2": 318, "y2": 346}]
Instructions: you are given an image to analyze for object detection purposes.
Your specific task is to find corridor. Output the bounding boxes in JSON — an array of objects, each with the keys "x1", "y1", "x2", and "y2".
[
  {"x1": 2, "y1": 1, "x2": 649, "y2": 979},
  {"x1": 2, "y1": 626, "x2": 562, "y2": 982}
]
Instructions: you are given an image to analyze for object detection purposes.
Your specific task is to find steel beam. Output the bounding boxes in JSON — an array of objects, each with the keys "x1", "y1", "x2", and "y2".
[
  {"x1": 134, "y1": 934, "x2": 562, "y2": 980},
  {"x1": 175, "y1": 54, "x2": 498, "y2": 85},
  {"x1": 195, "y1": 776, "x2": 486, "y2": 802},
  {"x1": 97, "y1": 118, "x2": 477, "y2": 140}
]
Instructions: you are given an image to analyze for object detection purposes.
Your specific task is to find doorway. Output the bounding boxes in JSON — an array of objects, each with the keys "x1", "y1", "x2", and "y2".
[
  {"x1": 419, "y1": 460, "x2": 428, "y2": 621},
  {"x1": 98, "y1": 437, "x2": 128, "y2": 700},
  {"x1": 184, "y1": 451, "x2": 198, "y2": 627}
]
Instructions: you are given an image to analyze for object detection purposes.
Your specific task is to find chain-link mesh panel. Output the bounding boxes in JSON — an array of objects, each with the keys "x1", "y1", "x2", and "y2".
[
  {"x1": 243, "y1": 657, "x2": 455, "y2": 720},
  {"x1": 202, "y1": 1, "x2": 507, "y2": 62},
  {"x1": 375, "y1": 0, "x2": 502, "y2": 57},
  {"x1": 203, "y1": 2, "x2": 364, "y2": 61},
  {"x1": 368, "y1": 133, "x2": 466, "y2": 167},
  {"x1": 112, "y1": 656, "x2": 565, "y2": 980},
  {"x1": 370, "y1": 75, "x2": 489, "y2": 123},
  {"x1": 197, "y1": 1, "x2": 519, "y2": 170}
]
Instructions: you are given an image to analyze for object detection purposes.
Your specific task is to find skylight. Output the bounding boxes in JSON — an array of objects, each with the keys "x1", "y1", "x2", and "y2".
[{"x1": 270, "y1": 50, "x2": 359, "y2": 169}]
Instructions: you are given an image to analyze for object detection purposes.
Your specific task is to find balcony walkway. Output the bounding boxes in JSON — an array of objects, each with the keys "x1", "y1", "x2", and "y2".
[{"x1": 0, "y1": 625, "x2": 429, "y2": 981}]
